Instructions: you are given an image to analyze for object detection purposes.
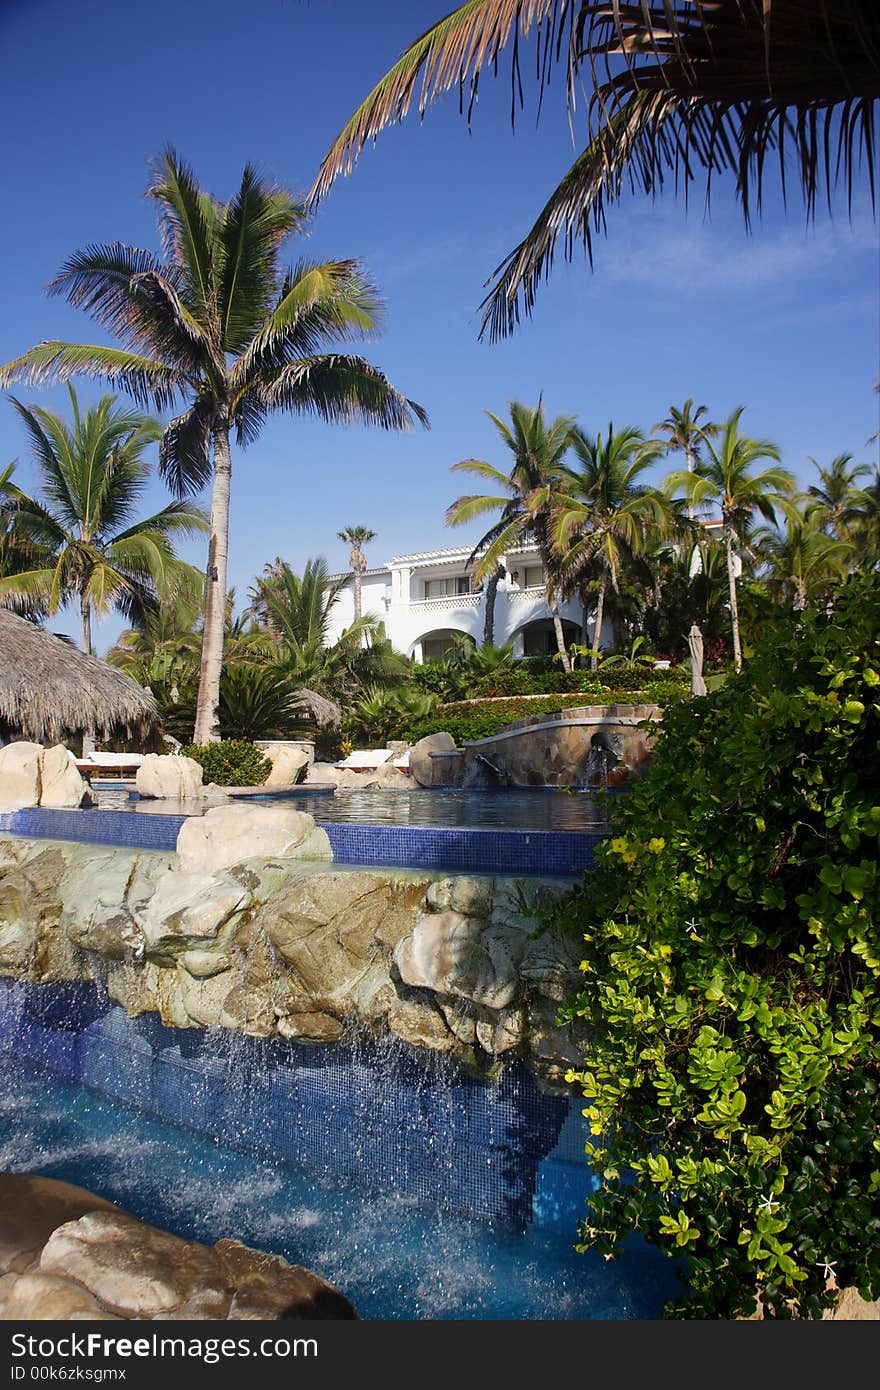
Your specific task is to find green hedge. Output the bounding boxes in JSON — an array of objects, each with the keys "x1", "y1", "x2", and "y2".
[
  {"x1": 181, "y1": 739, "x2": 271, "y2": 787},
  {"x1": 401, "y1": 687, "x2": 680, "y2": 744}
]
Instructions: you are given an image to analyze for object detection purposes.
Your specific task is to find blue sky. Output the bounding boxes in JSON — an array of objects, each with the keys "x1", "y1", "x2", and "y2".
[{"x1": 2, "y1": 0, "x2": 878, "y2": 652}]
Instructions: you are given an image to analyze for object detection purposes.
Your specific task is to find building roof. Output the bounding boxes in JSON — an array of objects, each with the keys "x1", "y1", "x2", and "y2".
[{"x1": 0, "y1": 609, "x2": 161, "y2": 746}]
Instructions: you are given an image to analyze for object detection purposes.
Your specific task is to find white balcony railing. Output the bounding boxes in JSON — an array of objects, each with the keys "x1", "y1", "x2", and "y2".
[
  {"x1": 504, "y1": 586, "x2": 547, "y2": 603},
  {"x1": 406, "y1": 593, "x2": 483, "y2": 612}
]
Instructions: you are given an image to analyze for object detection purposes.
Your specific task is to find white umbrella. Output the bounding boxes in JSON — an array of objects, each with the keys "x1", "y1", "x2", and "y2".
[{"x1": 688, "y1": 623, "x2": 707, "y2": 698}]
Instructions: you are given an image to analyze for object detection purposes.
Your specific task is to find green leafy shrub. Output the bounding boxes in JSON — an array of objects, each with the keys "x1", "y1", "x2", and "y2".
[
  {"x1": 548, "y1": 572, "x2": 880, "y2": 1318},
  {"x1": 181, "y1": 739, "x2": 271, "y2": 787},
  {"x1": 400, "y1": 686, "x2": 681, "y2": 744}
]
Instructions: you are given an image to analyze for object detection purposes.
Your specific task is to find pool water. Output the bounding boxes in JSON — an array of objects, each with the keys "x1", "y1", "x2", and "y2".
[
  {"x1": 100, "y1": 786, "x2": 622, "y2": 831},
  {"x1": 0, "y1": 1061, "x2": 679, "y2": 1320}
]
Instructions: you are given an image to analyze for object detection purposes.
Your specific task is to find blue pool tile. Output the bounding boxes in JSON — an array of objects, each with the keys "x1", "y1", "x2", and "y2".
[
  {"x1": 1, "y1": 806, "x2": 602, "y2": 876},
  {"x1": 0, "y1": 977, "x2": 581, "y2": 1231}
]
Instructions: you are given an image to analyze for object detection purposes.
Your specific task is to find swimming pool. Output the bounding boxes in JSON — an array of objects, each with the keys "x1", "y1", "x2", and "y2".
[
  {"x1": 0, "y1": 788, "x2": 618, "y2": 875},
  {"x1": 0, "y1": 980, "x2": 681, "y2": 1319},
  {"x1": 99, "y1": 786, "x2": 622, "y2": 831}
]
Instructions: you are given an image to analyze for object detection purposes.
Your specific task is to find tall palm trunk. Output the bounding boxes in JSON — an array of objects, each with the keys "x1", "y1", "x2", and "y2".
[
  {"x1": 590, "y1": 569, "x2": 608, "y2": 672},
  {"x1": 482, "y1": 565, "x2": 502, "y2": 646},
  {"x1": 686, "y1": 445, "x2": 696, "y2": 522},
  {"x1": 550, "y1": 599, "x2": 570, "y2": 672},
  {"x1": 724, "y1": 523, "x2": 743, "y2": 673},
  {"x1": 193, "y1": 421, "x2": 232, "y2": 743},
  {"x1": 353, "y1": 569, "x2": 363, "y2": 626},
  {"x1": 80, "y1": 598, "x2": 93, "y2": 657}
]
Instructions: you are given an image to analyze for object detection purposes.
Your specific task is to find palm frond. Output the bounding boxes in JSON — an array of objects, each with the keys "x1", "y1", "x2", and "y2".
[
  {"x1": 47, "y1": 242, "x2": 209, "y2": 374},
  {"x1": 218, "y1": 165, "x2": 307, "y2": 355},
  {"x1": 148, "y1": 147, "x2": 222, "y2": 328},
  {"x1": 256, "y1": 354, "x2": 429, "y2": 431},
  {"x1": 158, "y1": 397, "x2": 215, "y2": 497},
  {"x1": 313, "y1": 1, "x2": 880, "y2": 339},
  {"x1": 310, "y1": 1, "x2": 566, "y2": 202},
  {"x1": 231, "y1": 259, "x2": 383, "y2": 386},
  {"x1": 0, "y1": 342, "x2": 183, "y2": 412}
]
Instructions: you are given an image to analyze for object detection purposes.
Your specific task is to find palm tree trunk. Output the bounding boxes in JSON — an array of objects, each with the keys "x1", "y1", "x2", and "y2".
[
  {"x1": 193, "y1": 422, "x2": 232, "y2": 744},
  {"x1": 482, "y1": 566, "x2": 501, "y2": 646},
  {"x1": 794, "y1": 577, "x2": 806, "y2": 612},
  {"x1": 80, "y1": 599, "x2": 93, "y2": 657},
  {"x1": 353, "y1": 569, "x2": 362, "y2": 625},
  {"x1": 686, "y1": 446, "x2": 695, "y2": 521},
  {"x1": 725, "y1": 525, "x2": 742, "y2": 673},
  {"x1": 550, "y1": 599, "x2": 570, "y2": 672},
  {"x1": 590, "y1": 570, "x2": 608, "y2": 672}
]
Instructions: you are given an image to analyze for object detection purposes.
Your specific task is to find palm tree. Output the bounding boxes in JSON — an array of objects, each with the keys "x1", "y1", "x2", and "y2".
[
  {"x1": 655, "y1": 400, "x2": 718, "y2": 521},
  {"x1": 311, "y1": 3, "x2": 880, "y2": 339},
  {"x1": 337, "y1": 524, "x2": 376, "y2": 632},
  {"x1": 248, "y1": 555, "x2": 405, "y2": 698},
  {"x1": 0, "y1": 461, "x2": 51, "y2": 622},
  {"x1": 0, "y1": 151, "x2": 428, "y2": 741},
  {"x1": 553, "y1": 425, "x2": 670, "y2": 669},
  {"x1": 481, "y1": 562, "x2": 505, "y2": 646},
  {"x1": 805, "y1": 454, "x2": 873, "y2": 541},
  {"x1": 0, "y1": 387, "x2": 206, "y2": 653},
  {"x1": 665, "y1": 408, "x2": 795, "y2": 671},
  {"x1": 755, "y1": 512, "x2": 853, "y2": 611},
  {"x1": 445, "y1": 400, "x2": 576, "y2": 670}
]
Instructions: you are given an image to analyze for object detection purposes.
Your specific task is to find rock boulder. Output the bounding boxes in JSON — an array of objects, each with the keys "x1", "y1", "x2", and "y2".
[
  {"x1": 409, "y1": 731, "x2": 456, "y2": 787},
  {"x1": 263, "y1": 745, "x2": 310, "y2": 786},
  {"x1": 39, "y1": 745, "x2": 92, "y2": 808},
  {"x1": 0, "y1": 1174, "x2": 357, "y2": 1320},
  {"x1": 0, "y1": 741, "x2": 43, "y2": 810},
  {"x1": 136, "y1": 754, "x2": 204, "y2": 801},
  {"x1": 175, "y1": 803, "x2": 332, "y2": 875}
]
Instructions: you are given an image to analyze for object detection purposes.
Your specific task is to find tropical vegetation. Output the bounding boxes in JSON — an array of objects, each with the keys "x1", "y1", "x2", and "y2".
[
  {"x1": 311, "y1": 2, "x2": 880, "y2": 338},
  {"x1": 0, "y1": 150, "x2": 428, "y2": 741},
  {"x1": 0, "y1": 386, "x2": 206, "y2": 653},
  {"x1": 550, "y1": 570, "x2": 880, "y2": 1318}
]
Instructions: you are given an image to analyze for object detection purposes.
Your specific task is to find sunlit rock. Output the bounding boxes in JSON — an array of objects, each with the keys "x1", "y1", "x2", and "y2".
[
  {"x1": 136, "y1": 753, "x2": 204, "y2": 801},
  {"x1": 0, "y1": 741, "x2": 42, "y2": 810}
]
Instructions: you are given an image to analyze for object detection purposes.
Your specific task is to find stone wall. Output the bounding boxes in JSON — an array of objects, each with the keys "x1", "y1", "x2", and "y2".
[
  {"x1": 0, "y1": 831, "x2": 586, "y2": 1092},
  {"x1": 413, "y1": 706, "x2": 662, "y2": 788}
]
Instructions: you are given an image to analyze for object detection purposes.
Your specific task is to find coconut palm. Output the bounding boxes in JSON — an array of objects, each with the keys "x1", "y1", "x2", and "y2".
[
  {"x1": 805, "y1": 453, "x2": 874, "y2": 542},
  {"x1": 754, "y1": 513, "x2": 853, "y2": 611},
  {"x1": 655, "y1": 400, "x2": 719, "y2": 521},
  {"x1": 0, "y1": 151, "x2": 428, "y2": 740},
  {"x1": 0, "y1": 387, "x2": 206, "y2": 654},
  {"x1": 311, "y1": 3, "x2": 880, "y2": 339},
  {"x1": 0, "y1": 461, "x2": 51, "y2": 622},
  {"x1": 481, "y1": 562, "x2": 505, "y2": 646},
  {"x1": 553, "y1": 425, "x2": 671, "y2": 669},
  {"x1": 337, "y1": 524, "x2": 376, "y2": 631},
  {"x1": 665, "y1": 409, "x2": 795, "y2": 671},
  {"x1": 445, "y1": 400, "x2": 576, "y2": 670}
]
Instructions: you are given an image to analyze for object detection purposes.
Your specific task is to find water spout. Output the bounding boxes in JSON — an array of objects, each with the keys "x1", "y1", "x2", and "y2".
[
  {"x1": 463, "y1": 753, "x2": 508, "y2": 788},
  {"x1": 581, "y1": 732, "x2": 623, "y2": 788}
]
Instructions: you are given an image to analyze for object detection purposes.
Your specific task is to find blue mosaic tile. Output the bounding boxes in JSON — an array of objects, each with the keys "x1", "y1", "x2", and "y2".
[
  {"x1": 0, "y1": 977, "x2": 591, "y2": 1232},
  {"x1": 0, "y1": 806, "x2": 602, "y2": 876}
]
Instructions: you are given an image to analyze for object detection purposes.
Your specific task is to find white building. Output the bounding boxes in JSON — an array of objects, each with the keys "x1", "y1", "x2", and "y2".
[{"x1": 326, "y1": 544, "x2": 588, "y2": 661}]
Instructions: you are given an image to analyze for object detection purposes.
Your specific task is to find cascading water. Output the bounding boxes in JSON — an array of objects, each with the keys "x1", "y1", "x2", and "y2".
[
  {"x1": 580, "y1": 732, "x2": 624, "y2": 788},
  {"x1": 0, "y1": 978, "x2": 681, "y2": 1318}
]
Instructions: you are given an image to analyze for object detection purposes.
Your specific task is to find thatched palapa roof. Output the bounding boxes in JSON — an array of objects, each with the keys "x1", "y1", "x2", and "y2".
[
  {"x1": 290, "y1": 688, "x2": 342, "y2": 730},
  {"x1": 0, "y1": 609, "x2": 160, "y2": 746}
]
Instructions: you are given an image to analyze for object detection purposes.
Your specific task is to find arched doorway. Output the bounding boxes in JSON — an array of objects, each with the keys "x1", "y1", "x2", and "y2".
[
  {"x1": 511, "y1": 618, "x2": 581, "y2": 659},
  {"x1": 410, "y1": 629, "x2": 477, "y2": 663}
]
